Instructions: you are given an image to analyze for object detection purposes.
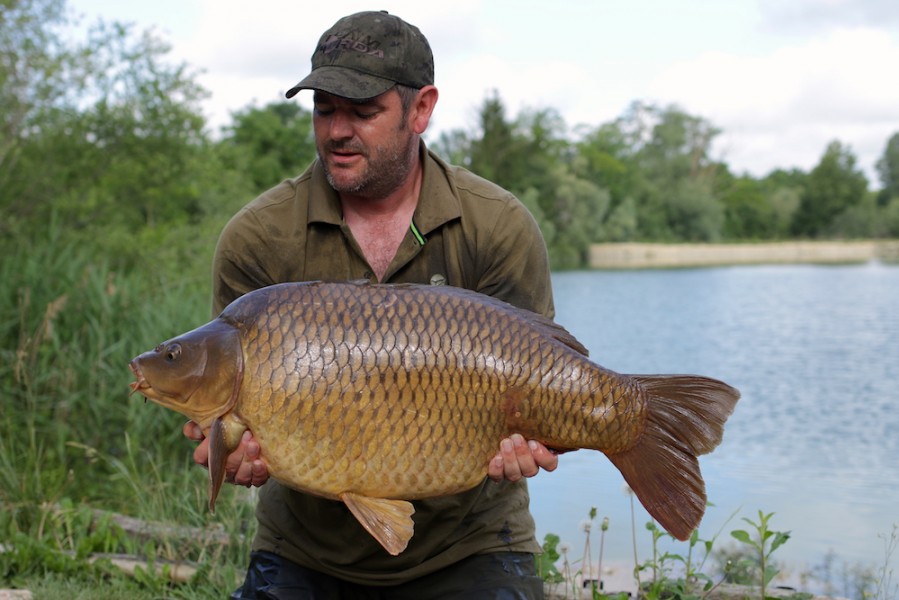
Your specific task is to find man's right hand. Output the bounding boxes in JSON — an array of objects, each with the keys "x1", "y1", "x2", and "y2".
[{"x1": 183, "y1": 421, "x2": 270, "y2": 487}]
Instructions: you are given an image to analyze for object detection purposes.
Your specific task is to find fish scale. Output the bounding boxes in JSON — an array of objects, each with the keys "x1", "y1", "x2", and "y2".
[{"x1": 129, "y1": 280, "x2": 739, "y2": 555}]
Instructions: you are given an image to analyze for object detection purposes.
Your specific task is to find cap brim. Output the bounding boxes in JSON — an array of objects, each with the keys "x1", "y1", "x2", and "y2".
[{"x1": 285, "y1": 66, "x2": 396, "y2": 100}]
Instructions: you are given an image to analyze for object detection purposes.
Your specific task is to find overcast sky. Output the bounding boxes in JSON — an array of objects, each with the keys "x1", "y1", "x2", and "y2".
[{"x1": 68, "y1": 0, "x2": 899, "y2": 186}]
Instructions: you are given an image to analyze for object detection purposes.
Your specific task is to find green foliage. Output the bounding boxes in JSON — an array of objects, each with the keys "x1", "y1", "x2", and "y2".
[
  {"x1": 537, "y1": 533, "x2": 565, "y2": 584},
  {"x1": 0, "y1": 0, "x2": 79, "y2": 175},
  {"x1": 876, "y1": 133, "x2": 899, "y2": 205},
  {"x1": 220, "y1": 101, "x2": 316, "y2": 192},
  {"x1": 730, "y1": 510, "x2": 791, "y2": 599},
  {"x1": 721, "y1": 177, "x2": 781, "y2": 239},
  {"x1": 0, "y1": 223, "x2": 255, "y2": 595},
  {"x1": 635, "y1": 521, "x2": 722, "y2": 600},
  {"x1": 793, "y1": 141, "x2": 869, "y2": 237}
]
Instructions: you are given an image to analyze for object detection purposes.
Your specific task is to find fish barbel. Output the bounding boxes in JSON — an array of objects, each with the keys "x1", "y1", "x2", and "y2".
[{"x1": 129, "y1": 281, "x2": 739, "y2": 555}]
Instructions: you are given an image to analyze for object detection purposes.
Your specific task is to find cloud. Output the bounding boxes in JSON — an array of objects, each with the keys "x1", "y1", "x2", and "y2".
[
  {"x1": 759, "y1": 0, "x2": 899, "y2": 32},
  {"x1": 169, "y1": 0, "x2": 899, "y2": 184},
  {"x1": 647, "y1": 27, "x2": 899, "y2": 181},
  {"x1": 179, "y1": 0, "x2": 482, "y2": 132},
  {"x1": 432, "y1": 54, "x2": 614, "y2": 137}
]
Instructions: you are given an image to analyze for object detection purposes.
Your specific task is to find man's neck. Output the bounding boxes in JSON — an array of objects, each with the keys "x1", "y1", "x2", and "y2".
[{"x1": 341, "y1": 158, "x2": 423, "y2": 281}]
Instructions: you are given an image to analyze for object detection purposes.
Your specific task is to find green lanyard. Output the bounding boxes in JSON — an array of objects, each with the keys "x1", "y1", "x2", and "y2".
[{"x1": 410, "y1": 220, "x2": 427, "y2": 246}]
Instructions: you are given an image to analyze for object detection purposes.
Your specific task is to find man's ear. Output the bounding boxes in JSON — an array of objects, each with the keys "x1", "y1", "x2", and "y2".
[{"x1": 410, "y1": 85, "x2": 439, "y2": 135}]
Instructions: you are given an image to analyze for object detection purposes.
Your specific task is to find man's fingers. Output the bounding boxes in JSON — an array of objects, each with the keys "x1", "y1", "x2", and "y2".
[
  {"x1": 529, "y1": 440, "x2": 559, "y2": 472},
  {"x1": 183, "y1": 420, "x2": 204, "y2": 441},
  {"x1": 231, "y1": 433, "x2": 258, "y2": 486},
  {"x1": 511, "y1": 434, "x2": 539, "y2": 477},
  {"x1": 488, "y1": 435, "x2": 558, "y2": 482},
  {"x1": 501, "y1": 437, "x2": 524, "y2": 482}
]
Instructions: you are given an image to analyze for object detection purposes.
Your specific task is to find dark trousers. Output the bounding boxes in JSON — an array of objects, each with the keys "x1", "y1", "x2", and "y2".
[{"x1": 230, "y1": 550, "x2": 545, "y2": 600}]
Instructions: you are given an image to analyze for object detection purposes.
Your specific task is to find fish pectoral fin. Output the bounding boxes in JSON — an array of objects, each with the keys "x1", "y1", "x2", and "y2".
[
  {"x1": 339, "y1": 492, "x2": 415, "y2": 556},
  {"x1": 207, "y1": 414, "x2": 247, "y2": 514}
]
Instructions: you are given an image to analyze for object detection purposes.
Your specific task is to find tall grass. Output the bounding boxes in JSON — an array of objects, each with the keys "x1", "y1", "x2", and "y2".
[{"x1": 1, "y1": 218, "x2": 255, "y2": 595}]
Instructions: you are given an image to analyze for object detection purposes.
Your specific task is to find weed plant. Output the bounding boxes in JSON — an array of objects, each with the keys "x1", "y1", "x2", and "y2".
[
  {"x1": 541, "y1": 498, "x2": 896, "y2": 600},
  {"x1": 1, "y1": 222, "x2": 255, "y2": 596}
]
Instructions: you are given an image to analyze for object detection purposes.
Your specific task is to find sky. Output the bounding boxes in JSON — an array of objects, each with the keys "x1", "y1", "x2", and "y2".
[{"x1": 66, "y1": 0, "x2": 899, "y2": 185}]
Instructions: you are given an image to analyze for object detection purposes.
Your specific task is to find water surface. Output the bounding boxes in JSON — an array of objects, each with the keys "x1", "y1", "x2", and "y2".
[{"x1": 528, "y1": 264, "x2": 899, "y2": 571}]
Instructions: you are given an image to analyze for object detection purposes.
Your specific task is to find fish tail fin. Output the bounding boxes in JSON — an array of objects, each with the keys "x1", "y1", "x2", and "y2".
[{"x1": 607, "y1": 375, "x2": 739, "y2": 540}]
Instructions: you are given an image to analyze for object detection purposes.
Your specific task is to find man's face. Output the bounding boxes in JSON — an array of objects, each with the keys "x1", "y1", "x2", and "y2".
[{"x1": 312, "y1": 88, "x2": 418, "y2": 199}]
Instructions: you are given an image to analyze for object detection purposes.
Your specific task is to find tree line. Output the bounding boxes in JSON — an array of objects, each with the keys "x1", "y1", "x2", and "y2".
[{"x1": 4, "y1": 0, "x2": 899, "y2": 271}]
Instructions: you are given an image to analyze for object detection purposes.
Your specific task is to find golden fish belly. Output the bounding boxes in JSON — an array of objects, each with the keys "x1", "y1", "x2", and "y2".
[{"x1": 227, "y1": 282, "x2": 644, "y2": 502}]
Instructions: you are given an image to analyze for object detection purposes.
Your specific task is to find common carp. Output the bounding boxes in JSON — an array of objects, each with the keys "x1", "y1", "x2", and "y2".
[{"x1": 129, "y1": 281, "x2": 739, "y2": 555}]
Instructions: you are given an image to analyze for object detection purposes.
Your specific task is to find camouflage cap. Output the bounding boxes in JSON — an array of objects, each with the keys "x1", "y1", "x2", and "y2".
[{"x1": 285, "y1": 11, "x2": 434, "y2": 100}]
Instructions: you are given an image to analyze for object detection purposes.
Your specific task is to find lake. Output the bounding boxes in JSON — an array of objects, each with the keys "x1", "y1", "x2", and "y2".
[{"x1": 527, "y1": 263, "x2": 899, "y2": 575}]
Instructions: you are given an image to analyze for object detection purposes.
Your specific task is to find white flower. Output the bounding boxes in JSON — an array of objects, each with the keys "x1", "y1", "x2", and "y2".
[{"x1": 580, "y1": 519, "x2": 593, "y2": 533}]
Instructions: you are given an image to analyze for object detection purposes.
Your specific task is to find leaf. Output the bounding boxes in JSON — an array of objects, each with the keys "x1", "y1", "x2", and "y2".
[
  {"x1": 731, "y1": 529, "x2": 752, "y2": 544},
  {"x1": 769, "y1": 530, "x2": 791, "y2": 554}
]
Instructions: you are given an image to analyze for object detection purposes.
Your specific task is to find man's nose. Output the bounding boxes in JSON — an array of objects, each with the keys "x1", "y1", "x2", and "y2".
[{"x1": 328, "y1": 110, "x2": 354, "y2": 140}]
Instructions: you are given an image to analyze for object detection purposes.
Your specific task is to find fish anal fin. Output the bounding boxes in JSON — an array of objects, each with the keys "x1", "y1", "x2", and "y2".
[
  {"x1": 608, "y1": 374, "x2": 740, "y2": 541},
  {"x1": 206, "y1": 414, "x2": 247, "y2": 513},
  {"x1": 340, "y1": 492, "x2": 415, "y2": 556}
]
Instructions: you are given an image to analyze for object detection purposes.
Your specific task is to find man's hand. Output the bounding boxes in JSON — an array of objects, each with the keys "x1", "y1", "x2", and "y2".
[
  {"x1": 182, "y1": 421, "x2": 270, "y2": 487},
  {"x1": 488, "y1": 434, "x2": 558, "y2": 482}
]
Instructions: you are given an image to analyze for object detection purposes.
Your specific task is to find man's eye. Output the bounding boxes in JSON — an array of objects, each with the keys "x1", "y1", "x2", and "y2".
[
  {"x1": 355, "y1": 111, "x2": 377, "y2": 119},
  {"x1": 314, "y1": 106, "x2": 334, "y2": 116}
]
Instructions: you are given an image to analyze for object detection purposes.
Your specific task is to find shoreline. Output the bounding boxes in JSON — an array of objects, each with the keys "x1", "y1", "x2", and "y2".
[{"x1": 588, "y1": 240, "x2": 899, "y2": 269}]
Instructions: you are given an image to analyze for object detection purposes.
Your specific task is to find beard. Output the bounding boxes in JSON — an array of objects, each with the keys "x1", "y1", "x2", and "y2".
[{"x1": 318, "y1": 126, "x2": 418, "y2": 199}]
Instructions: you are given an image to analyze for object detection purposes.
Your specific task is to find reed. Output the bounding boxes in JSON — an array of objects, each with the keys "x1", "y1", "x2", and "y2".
[{"x1": 1, "y1": 220, "x2": 254, "y2": 596}]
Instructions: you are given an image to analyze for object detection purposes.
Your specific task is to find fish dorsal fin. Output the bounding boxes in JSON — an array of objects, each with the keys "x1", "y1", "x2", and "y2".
[
  {"x1": 207, "y1": 414, "x2": 247, "y2": 513},
  {"x1": 339, "y1": 492, "x2": 416, "y2": 556}
]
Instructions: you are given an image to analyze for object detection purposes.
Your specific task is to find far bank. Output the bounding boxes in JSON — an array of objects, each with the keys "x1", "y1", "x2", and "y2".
[{"x1": 589, "y1": 240, "x2": 899, "y2": 269}]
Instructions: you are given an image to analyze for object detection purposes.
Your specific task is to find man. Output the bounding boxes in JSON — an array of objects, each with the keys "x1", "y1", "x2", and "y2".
[{"x1": 184, "y1": 10, "x2": 559, "y2": 598}]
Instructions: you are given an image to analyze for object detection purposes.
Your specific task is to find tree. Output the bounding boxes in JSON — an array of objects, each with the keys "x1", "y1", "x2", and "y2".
[
  {"x1": 575, "y1": 120, "x2": 634, "y2": 200},
  {"x1": 721, "y1": 177, "x2": 778, "y2": 240},
  {"x1": 467, "y1": 90, "x2": 522, "y2": 188},
  {"x1": 541, "y1": 165, "x2": 610, "y2": 268},
  {"x1": 220, "y1": 102, "x2": 316, "y2": 192},
  {"x1": 667, "y1": 179, "x2": 725, "y2": 242},
  {"x1": 876, "y1": 132, "x2": 899, "y2": 205},
  {"x1": 3, "y1": 20, "x2": 212, "y2": 231},
  {"x1": 792, "y1": 141, "x2": 868, "y2": 237},
  {"x1": 628, "y1": 103, "x2": 726, "y2": 241},
  {"x1": 0, "y1": 0, "x2": 85, "y2": 186}
]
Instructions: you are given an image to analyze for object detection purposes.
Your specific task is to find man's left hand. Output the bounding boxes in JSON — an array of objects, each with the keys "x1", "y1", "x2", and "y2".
[{"x1": 488, "y1": 434, "x2": 558, "y2": 482}]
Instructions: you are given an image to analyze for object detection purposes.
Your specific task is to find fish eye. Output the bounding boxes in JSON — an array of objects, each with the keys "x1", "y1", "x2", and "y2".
[{"x1": 164, "y1": 343, "x2": 182, "y2": 362}]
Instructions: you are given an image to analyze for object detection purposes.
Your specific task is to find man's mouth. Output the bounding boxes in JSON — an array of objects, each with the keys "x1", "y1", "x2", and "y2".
[{"x1": 327, "y1": 143, "x2": 364, "y2": 161}]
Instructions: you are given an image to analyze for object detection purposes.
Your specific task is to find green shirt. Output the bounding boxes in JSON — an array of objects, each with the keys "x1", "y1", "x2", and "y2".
[{"x1": 211, "y1": 142, "x2": 554, "y2": 586}]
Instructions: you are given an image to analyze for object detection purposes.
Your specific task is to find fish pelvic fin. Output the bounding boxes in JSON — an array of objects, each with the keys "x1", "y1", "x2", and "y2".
[
  {"x1": 608, "y1": 375, "x2": 740, "y2": 541},
  {"x1": 340, "y1": 492, "x2": 416, "y2": 556},
  {"x1": 207, "y1": 414, "x2": 247, "y2": 513}
]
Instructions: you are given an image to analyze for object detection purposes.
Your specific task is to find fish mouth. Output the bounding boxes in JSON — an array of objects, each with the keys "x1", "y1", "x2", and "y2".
[{"x1": 128, "y1": 361, "x2": 151, "y2": 400}]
